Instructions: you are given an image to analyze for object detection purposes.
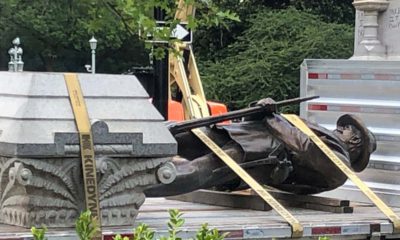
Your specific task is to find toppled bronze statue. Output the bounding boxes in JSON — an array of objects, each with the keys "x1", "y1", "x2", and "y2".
[{"x1": 145, "y1": 97, "x2": 377, "y2": 197}]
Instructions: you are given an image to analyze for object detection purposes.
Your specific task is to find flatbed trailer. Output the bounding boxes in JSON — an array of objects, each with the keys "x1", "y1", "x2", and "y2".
[{"x1": 1, "y1": 197, "x2": 400, "y2": 240}]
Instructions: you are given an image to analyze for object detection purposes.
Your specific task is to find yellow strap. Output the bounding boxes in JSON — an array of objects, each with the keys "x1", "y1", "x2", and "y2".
[
  {"x1": 64, "y1": 73, "x2": 102, "y2": 239},
  {"x1": 282, "y1": 114, "x2": 400, "y2": 233},
  {"x1": 191, "y1": 128, "x2": 304, "y2": 238}
]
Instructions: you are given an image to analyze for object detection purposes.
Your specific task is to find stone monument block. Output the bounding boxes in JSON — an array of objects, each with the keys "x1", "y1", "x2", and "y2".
[
  {"x1": 0, "y1": 72, "x2": 177, "y2": 227},
  {"x1": 353, "y1": 0, "x2": 400, "y2": 60}
]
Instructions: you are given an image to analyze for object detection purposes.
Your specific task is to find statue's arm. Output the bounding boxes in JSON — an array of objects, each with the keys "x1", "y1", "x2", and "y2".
[
  {"x1": 265, "y1": 114, "x2": 349, "y2": 191},
  {"x1": 264, "y1": 114, "x2": 350, "y2": 164},
  {"x1": 264, "y1": 114, "x2": 313, "y2": 154}
]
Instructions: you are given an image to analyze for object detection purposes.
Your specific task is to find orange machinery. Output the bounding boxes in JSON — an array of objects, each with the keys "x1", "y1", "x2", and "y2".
[{"x1": 167, "y1": 0, "x2": 228, "y2": 122}]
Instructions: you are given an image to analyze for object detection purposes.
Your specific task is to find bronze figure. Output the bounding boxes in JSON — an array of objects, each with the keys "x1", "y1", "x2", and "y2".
[{"x1": 145, "y1": 98, "x2": 377, "y2": 197}]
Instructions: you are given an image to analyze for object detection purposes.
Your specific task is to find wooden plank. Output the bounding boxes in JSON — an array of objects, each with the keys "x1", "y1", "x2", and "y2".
[
  {"x1": 168, "y1": 190, "x2": 353, "y2": 213},
  {"x1": 284, "y1": 201, "x2": 353, "y2": 214},
  {"x1": 167, "y1": 190, "x2": 272, "y2": 211},
  {"x1": 247, "y1": 189, "x2": 350, "y2": 207}
]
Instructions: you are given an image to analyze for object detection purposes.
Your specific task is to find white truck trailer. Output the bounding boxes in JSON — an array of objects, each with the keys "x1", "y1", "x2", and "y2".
[{"x1": 0, "y1": 196, "x2": 399, "y2": 240}]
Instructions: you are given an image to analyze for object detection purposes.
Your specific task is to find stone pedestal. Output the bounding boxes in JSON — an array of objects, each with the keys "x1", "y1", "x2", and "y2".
[
  {"x1": 352, "y1": 0, "x2": 400, "y2": 60},
  {"x1": 0, "y1": 156, "x2": 170, "y2": 227},
  {"x1": 352, "y1": 0, "x2": 389, "y2": 60},
  {"x1": 0, "y1": 72, "x2": 177, "y2": 227}
]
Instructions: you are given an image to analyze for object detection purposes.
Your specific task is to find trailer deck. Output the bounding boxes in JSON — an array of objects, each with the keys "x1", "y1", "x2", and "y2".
[{"x1": 1, "y1": 197, "x2": 400, "y2": 239}]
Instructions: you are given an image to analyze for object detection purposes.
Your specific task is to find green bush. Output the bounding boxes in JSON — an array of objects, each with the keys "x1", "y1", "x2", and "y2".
[
  {"x1": 114, "y1": 209, "x2": 227, "y2": 240},
  {"x1": 199, "y1": 8, "x2": 354, "y2": 111},
  {"x1": 32, "y1": 209, "x2": 226, "y2": 240},
  {"x1": 318, "y1": 237, "x2": 331, "y2": 240},
  {"x1": 75, "y1": 210, "x2": 101, "y2": 240},
  {"x1": 31, "y1": 226, "x2": 47, "y2": 240},
  {"x1": 290, "y1": 0, "x2": 355, "y2": 24},
  {"x1": 195, "y1": 223, "x2": 227, "y2": 240}
]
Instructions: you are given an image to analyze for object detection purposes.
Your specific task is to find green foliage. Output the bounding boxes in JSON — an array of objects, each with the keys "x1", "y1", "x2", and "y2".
[
  {"x1": 199, "y1": 8, "x2": 354, "y2": 110},
  {"x1": 193, "y1": 0, "x2": 354, "y2": 59},
  {"x1": 160, "y1": 209, "x2": 185, "y2": 240},
  {"x1": 195, "y1": 223, "x2": 228, "y2": 240},
  {"x1": 0, "y1": 0, "x2": 238, "y2": 71},
  {"x1": 289, "y1": 0, "x2": 355, "y2": 24},
  {"x1": 128, "y1": 209, "x2": 226, "y2": 240},
  {"x1": 318, "y1": 237, "x2": 331, "y2": 240},
  {"x1": 30, "y1": 209, "x2": 226, "y2": 240},
  {"x1": 235, "y1": 0, "x2": 354, "y2": 24},
  {"x1": 133, "y1": 224, "x2": 156, "y2": 240},
  {"x1": 114, "y1": 235, "x2": 131, "y2": 240},
  {"x1": 0, "y1": 0, "x2": 148, "y2": 72},
  {"x1": 105, "y1": 0, "x2": 239, "y2": 59},
  {"x1": 75, "y1": 210, "x2": 101, "y2": 240},
  {"x1": 31, "y1": 226, "x2": 47, "y2": 240}
]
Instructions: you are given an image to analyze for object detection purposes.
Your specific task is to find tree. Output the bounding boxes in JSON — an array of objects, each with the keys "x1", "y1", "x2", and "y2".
[
  {"x1": 199, "y1": 8, "x2": 354, "y2": 110},
  {"x1": 221, "y1": 0, "x2": 355, "y2": 24},
  {"x1": 290, "y1": 0, "x2": 355, "y2": 24},
  {"x1": 193, "y1": 0, "x2": 354, "y2": 60},
  {"x1": 0, "y1": 0, "x2": 146, "y2": 72},
  {"x1": 0, "y1": 0, "x2": 238, "y2": 72}
]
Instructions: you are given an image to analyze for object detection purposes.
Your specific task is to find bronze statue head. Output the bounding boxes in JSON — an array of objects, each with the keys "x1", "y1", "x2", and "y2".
[{"x1": 333, "y1": 114, "x2": 377, "y2": 172}]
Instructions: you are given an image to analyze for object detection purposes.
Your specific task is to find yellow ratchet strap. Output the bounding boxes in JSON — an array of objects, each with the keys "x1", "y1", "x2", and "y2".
[
  {"x1": 282, "y1": 114, "x2": 400, "y2": 233},
  {"x1": 64, "y1": 73, "x2": 102, "y2": 239},
  {"x1": 191, "y1": 128, "x2": 304, "y2": 238}
]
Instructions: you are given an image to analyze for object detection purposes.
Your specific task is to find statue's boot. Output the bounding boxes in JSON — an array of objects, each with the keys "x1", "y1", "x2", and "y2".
[
  {"x1": 144, "y1": 141, "x2": 292, "y2": 197},
  {"x1": 144, "y1": 142, "x2": 244, "y2": 197}
]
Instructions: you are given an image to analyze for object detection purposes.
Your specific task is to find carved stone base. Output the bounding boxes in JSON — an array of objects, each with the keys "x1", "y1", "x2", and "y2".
[{"x1": 0, "y1": 156, "x2": 169, "y2": 227}]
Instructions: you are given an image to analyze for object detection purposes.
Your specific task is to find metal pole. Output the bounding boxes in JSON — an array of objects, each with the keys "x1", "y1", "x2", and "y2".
[
  {"x1": 153, "y1": 7, "x2": 169, "y2": 119},
  {"x1": 91, "y1": 49, "x2": 96, "y2": 74},
  {"x1": 89, "y1": 37, "x2": 97, "y2": 74}
]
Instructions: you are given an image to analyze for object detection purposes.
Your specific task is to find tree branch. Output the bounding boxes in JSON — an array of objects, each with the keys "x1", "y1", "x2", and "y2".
[{"x1": 102, "y1": 0, "x2": 136, "y2": 37}]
